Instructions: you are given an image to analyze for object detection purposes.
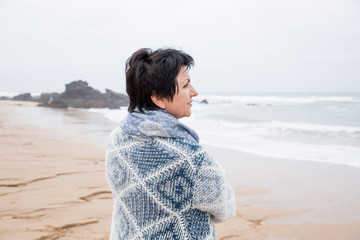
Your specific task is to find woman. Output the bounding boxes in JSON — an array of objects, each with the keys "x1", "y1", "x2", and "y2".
[{"x1": 105, "y1": 48, "x2": 236, "y2": 240}]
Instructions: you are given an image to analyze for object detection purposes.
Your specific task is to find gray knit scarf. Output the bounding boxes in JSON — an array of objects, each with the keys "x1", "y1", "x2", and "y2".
[{"x1": 120, "y1": 109, "x2": 199, "y2": 143}]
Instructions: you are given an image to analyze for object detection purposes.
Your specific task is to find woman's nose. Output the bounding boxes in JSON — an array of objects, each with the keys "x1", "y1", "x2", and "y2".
[{"x1": 190, "y1": 84, "x2": 198, "y2": 97}]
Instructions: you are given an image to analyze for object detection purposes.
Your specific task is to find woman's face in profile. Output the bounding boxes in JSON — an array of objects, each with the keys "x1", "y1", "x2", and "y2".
[{"x1": 164, "y1": 66, "x2": 198, "y2": 119}]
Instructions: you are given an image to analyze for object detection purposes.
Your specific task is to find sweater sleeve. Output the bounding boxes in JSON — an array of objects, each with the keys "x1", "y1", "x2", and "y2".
[{"x1": 192, "y1": 151, "x2": 236, "y2": 223}]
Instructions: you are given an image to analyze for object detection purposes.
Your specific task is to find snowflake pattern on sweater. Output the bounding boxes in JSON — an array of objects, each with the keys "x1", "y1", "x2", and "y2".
[{"x1": 105, "y1": 110, "x2": 236, "y2": 240}]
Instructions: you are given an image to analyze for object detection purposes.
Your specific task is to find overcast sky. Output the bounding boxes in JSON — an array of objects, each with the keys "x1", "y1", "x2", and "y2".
[{"x1": 0, "y1": 0, "x2": 359, "y2": 95}]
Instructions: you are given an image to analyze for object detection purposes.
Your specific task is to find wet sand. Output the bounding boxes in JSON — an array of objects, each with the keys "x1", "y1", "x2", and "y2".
[
  {"x1": 1, "y1": 100, "x2": 360, "y2": 240},
  {"x1": 207, "y1": 146, "x2": 360, "y2": 239},
  {"x1": 0, "y1": 101, "x2": 112, "y2": 239}
]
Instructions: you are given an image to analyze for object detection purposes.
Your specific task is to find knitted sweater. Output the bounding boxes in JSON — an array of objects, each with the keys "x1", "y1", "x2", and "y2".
[{"x1": 105, "y1": 110, "x2": 236, "y2": 240}]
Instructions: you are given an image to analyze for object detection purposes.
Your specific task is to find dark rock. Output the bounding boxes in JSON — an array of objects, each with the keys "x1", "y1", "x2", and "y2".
[
  {"x1": 9, "y1": 93, "x2": 40, "y2": 102},
  {"x1": 0, "y1": 96, "x2": 11, "y2": 100},
  {"x1": 39, "y1": 93, "x2": 68, "y2": 108},
  {"x1": 13, "y1": 93, "x2": 32, "y2": 101},
  {"x1": 36, "y1": 80, "x2": 128, "y2": 109},
  {"x1": 105, "y1": 89, "x2": 129, "y2": 109},
  {"x1": 59, "y1": 80, "x2": 128, "y2": 109},
  {"x1": 105, "y1": 89, "x2": 127, "y2": 101},
  {"x1": 200, "y1": 99, "x2": 209, "y2": 104},
  {"x1": 61, "y1": 80, "x2": 101, "y2": 99}
]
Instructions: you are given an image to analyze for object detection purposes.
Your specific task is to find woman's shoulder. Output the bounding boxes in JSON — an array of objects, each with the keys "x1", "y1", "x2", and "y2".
[
  {"x1": 155, "y1": 137, "x2": 202, "y2": 153},
  {"x1": 155, "y1": 137, "x2": 217, "y2": 170},
  {"x1": 106, "y1": 127, "x2": 137, "y2": 150}
]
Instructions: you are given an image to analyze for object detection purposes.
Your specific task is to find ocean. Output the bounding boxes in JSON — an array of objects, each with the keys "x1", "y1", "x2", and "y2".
[
  {"x1": 89, "y1": 93, "x2": 360, "y2": 168},
  {"x1": 3, "y1": 92, "x2": 359, "y2": 168}
]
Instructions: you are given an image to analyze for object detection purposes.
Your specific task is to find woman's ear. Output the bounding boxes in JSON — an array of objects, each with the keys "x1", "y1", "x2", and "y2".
[{"x1": 151, "y1": 95, "x2": 166, "y2": 109}]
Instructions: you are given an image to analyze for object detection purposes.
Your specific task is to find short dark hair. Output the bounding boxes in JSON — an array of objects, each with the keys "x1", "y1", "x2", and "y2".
[{"x1": 125, "y1": 48, "x2": 194, "y2": 112}]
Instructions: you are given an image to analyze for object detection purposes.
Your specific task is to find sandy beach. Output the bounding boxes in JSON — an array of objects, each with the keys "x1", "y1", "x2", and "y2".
[{"x1": 1, "y1": 100, "x2": 360, "y2": 240}]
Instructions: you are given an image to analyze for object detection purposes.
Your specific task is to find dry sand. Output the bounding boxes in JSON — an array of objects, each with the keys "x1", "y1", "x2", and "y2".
[{"x1": 1, "y1": 100, "x2": 360, "y2": 240}]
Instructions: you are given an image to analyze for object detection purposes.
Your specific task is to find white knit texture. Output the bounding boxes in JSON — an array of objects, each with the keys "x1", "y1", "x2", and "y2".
[{"x1": 106, "y1": 127, "x2": 236, "y2": 240}]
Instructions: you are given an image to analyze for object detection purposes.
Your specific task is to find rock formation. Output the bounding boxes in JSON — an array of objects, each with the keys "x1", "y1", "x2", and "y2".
[
  {"x1": 13, "y1": 93, "x2": 33, "y2": 101},
  {"x1": 38, "y1": 80, "x2": 129, "y2": 109},
  {"x1": 39, "y1": 93, "x2": 68, "y2": 108}
]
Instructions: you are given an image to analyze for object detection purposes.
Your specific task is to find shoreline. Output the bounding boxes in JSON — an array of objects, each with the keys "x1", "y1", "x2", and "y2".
[
  {"x1": 7, "y1": 99, "x2": 360, "y2": 170},
  {"x1": 205, "y1": 144, "x2": 360, "y2": 221},
  {"x1": 202, "y1": 141, "x2": 360, "y2": 169},
  {"x1": 1, "y1": 100, "x2": 360, "y2": 239}
]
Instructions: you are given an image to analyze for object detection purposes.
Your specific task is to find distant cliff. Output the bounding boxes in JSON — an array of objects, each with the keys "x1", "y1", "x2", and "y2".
[{"x1": 10, "y1": 80, "x2": 129, "y2": 109}]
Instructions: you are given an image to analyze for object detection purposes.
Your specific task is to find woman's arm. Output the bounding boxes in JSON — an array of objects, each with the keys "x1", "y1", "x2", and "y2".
[{"x1": 192, "y1": 151, "x2": 236, "y2": 223}]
